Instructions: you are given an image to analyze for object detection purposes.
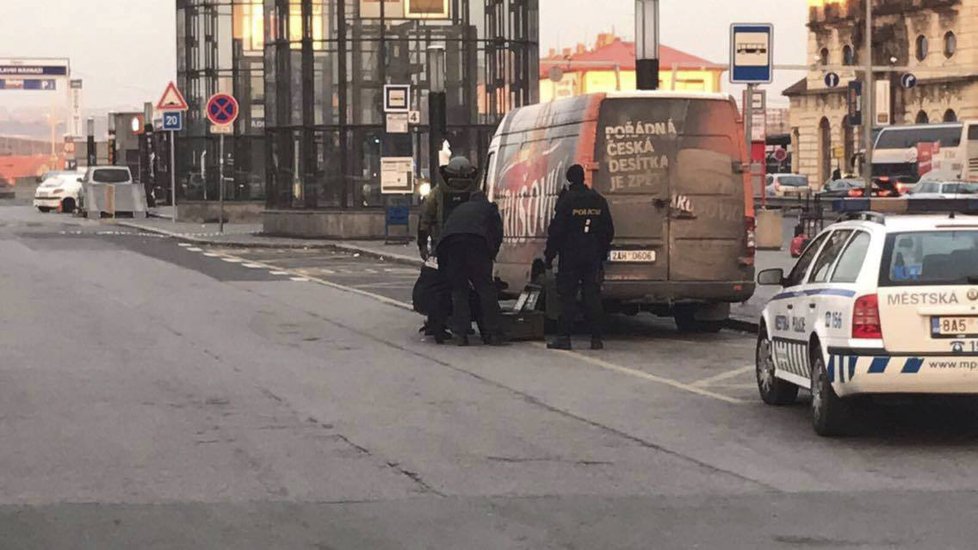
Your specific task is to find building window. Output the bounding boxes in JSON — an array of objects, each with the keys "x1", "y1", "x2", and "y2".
[
  {"x1": 842, "y1": 45, "x2": 854, "y2": 66},
  {"x1": 916, "y1": 110, "x2": 930, "y2": 124},
  {"x1": 944, "y1": 32, "x2": 957, "y2": 59},
  {"x1": 819, "y1": 47, "x2": 830, "y2": 66},
  {"x1": 916, "y1": 35, "x2": 929, "y2": 61},
  {"x1": 944, "y1": 109, "x2": 957, "y2": 123}
]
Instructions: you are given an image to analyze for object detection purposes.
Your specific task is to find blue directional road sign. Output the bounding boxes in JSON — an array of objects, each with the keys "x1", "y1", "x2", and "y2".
[
  {"x1": 824, "y1": 72, "x2": 841, "y2": 88},
  {"x1": 162, "y1": 111, "x2": 184, "y2": 132},
  {"x1": 901, "y1": 73, "x2": 918, "y2": 90},
  {"x1": 0, "y1": 79, "x2": 56, "y2": 91},
  {"x1": 730, "y1": 23, "x2": 774, "y2": 84}
]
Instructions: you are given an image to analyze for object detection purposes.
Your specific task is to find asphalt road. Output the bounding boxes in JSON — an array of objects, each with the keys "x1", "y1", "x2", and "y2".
[{"x1": 5, "y1": 204, "x2": 978, "y2": 548}]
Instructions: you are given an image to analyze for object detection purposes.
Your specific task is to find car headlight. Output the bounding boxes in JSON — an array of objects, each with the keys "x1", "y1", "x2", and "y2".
[{"x1": 418, "y1": 182, "x2": 432, "y2": 197}]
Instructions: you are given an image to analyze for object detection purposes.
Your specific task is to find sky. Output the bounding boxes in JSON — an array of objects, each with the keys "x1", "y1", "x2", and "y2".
[{"x1": 0, "y1": 0, "x2": 808, "y2": 116}]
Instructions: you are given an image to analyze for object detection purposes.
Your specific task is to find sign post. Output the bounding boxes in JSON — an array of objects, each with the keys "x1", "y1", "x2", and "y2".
[
  {"x1": 731, "y1": 23, "x2": 773, "y2": 205},
  {"x1": 157, "y1": 82, "x2": 189, "y2": 223},
  {"x1": 206, "y1": 93, "x2": 240, "y2": 233}
]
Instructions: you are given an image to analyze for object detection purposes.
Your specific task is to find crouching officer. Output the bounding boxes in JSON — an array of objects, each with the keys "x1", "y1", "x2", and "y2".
[
  {"x1": 437, "y1": 191, "x2": 505, "y2": 346},
  {"x1": 544, "y1": 164, "x2": 615, "y2": 351},
  {"x1": 416, "y1": 157, "x2": 481, "y2": 340}
]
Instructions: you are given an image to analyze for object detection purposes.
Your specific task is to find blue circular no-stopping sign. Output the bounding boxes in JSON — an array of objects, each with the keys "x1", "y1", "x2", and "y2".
[{"x1": 206, "y1": 93, "x2": 239, "y2": 126}]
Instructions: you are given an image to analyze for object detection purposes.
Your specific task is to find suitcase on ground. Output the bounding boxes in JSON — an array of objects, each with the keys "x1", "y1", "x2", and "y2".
[{"x1": 501, "y1": 285, "x2": 545, "y2": 341}]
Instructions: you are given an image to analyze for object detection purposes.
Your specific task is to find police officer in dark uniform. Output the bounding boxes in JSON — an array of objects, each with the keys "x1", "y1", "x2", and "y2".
[
  {"x1": 544, "y1": 164, "x2": 615, "y2": 351},
  {"x1": 437, "y1": 191, "x2": 505, "y2": 346}
]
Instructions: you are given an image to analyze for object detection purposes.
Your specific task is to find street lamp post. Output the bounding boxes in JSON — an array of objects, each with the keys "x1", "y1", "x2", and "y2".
[
  {"x1": 863, "y1": 0, "x2": 874, "y2": 193},
  {"x1": 428, "y1": 46, "x2": 447, "y2": 186},
  {"x1": 635, "y1": 0, "x2": 660, "y2": 90}
]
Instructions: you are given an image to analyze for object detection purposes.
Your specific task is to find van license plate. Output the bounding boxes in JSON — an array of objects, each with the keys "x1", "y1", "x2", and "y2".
[
  {"x1": 932, "y1": 317, "x2": 978, "y2": 338},
  {"x1": 609, "y1": 250, "x2": 656, "y2": 263}
]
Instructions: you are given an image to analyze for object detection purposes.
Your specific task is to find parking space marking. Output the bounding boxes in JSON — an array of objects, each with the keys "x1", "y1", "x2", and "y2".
[
  {"x1": 242, "y1": 263, "x2": 265, "y2": 269},
  {"x1": 208, "y1": 246, "x2": 751, "y2": 403},
  {"x1": 203, "y1": 253, "x2": 221, "y2": 257},
  {"x1": 538, "y1": 345, "x2": 747, "y2": 405},
  {"x1": 690, "y1": 365, "x2": 755, "y2": 388},
  {"x1": 187, "y1": 247, "x2": 203, "y2": 252},
  {"x1": 178, "y1": 243, "x2": 191, "y2": 247},
  {"x1": 221, "y1": 258, "x2": 243, "y2": 263}
]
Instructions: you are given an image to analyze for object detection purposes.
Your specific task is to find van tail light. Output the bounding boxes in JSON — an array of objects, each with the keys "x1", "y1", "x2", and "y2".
[
  {"x1": 847, "y1": 189, "x2": 863, "y2": 197},
  {"x1": 746, "y1": 217, "x2": 756, "y2": 254},
  {"x1": 740, "y1": 217, "x2": 756, "y2": 266},
  {"x1": 852, "y1": 294, "x2": 882, "y2": 339}
]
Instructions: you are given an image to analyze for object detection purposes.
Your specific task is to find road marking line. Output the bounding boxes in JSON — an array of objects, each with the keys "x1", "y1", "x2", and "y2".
[
  {"x1": 290, "y1": 277, "x2": 311, "y2": 282},
  {"x1": 319, "y1": 269, "x2": 336, "y2": 274},
  {"x1": 364, "y1": 268, "x2": 378, "y2": 273},
  {"x1": 202, "y1": 253, "x2": 221, "y2": 257},
  {"x1": 242, "y1": 263, "x2": 265, "y2": 269},
  {"x1": 178, "y1": 243, "x2": 191, "y2": 247},
  {"x1": 690, "y1": 365, "x2": 755, "y2": 388},
  {"x1": 270, "y1": 271, "x2": 290, "y2": 276},
  {"x1": 536, "y1": 345, "x2": 747, "y2": 404},
  {"x1": 221, "y1": 258, "x2": 243, "y2": 263}
]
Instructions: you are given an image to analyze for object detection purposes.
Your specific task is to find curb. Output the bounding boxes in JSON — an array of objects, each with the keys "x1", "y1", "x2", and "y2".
[
  {"x1": 725, "y1": 318, "x2": 760, "y2": 335},
  {"x1": 115, "y1": 220, "x2": 424, "y2": 268}
]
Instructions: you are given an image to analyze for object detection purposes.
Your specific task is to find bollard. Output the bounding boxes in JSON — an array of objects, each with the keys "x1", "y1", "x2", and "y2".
[{"x1": 755, "y1": 208, "x2": 784, "y2": 251}]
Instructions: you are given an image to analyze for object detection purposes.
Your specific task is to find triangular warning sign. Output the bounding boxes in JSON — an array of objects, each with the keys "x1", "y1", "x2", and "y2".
[{"x1": 156, "y1": 81, "x2": 189, "y2": 111}]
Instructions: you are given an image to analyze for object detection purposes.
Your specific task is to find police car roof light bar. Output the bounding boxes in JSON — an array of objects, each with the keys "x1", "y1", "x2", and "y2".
[{"x1": 832, "y1": 198, "x2": 978, "y2": 217}]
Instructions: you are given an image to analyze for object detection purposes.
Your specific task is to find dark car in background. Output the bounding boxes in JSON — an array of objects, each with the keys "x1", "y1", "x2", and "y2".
[{"x1": 0, "y1": 176, "x2": 14, "y2": 199}]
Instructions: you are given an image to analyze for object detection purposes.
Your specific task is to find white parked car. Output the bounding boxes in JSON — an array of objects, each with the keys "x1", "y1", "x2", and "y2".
[
  {"x1": 755, "y1": 205, "x2": 978, "y2": 436},
  {"x1": 33, "y1": 173, "x2": 83, "y2": 213},
  {"x1": 766, "y1": 174, "x2": 811, "y2": 198},
  {"x1": 908, "y1": 181, "x2": 978, "y2": 199}
]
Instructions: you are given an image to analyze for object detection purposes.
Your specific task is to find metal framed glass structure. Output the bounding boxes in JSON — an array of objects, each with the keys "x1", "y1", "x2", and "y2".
[
  {"x1": 177, "y1": 0, "x2": 268, "y2": 202},
  {"x1": 177, "y1": 0, "x2": 539, "y2": 209}
]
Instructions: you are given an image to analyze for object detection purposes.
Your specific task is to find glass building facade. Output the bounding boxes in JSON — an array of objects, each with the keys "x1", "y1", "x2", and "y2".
[{"x1": 176, "y1": 0, "x2": 539, "y2": 209}]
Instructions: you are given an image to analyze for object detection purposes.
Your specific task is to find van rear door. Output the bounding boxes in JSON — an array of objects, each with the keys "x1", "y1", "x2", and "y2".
[
  {"x1": 670, "y1": 100, "x2": 749, "y2": 283},
  {"x1": 594, "y1": 97, "x2": 747, "y2": 285},
  {"x1": 594, "y1": 98, "x2": 678, "y2": 282}
]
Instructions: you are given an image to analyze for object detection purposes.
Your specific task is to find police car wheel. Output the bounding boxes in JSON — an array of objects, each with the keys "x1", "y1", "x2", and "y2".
[
  {"x1": 756, "y1": 329, "x2": 799, "y2": 406},
  {"x1": 810, "y1": 352, "x2": 853, "y2": 437}
]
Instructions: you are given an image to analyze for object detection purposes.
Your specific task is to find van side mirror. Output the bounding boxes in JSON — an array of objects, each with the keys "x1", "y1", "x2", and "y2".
[{"x1": 757, "y1": 268, "x2": 785, "y2": 286}]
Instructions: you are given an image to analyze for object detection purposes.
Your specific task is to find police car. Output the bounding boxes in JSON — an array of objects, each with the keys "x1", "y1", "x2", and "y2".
[{"x1": 755, "y1": 201, "x2": 978, "y2": 436}]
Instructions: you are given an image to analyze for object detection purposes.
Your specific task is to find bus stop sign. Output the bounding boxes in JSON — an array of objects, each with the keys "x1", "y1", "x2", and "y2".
[{"x1": 730, "y1": 24, "x2": 773, "y2": 84}]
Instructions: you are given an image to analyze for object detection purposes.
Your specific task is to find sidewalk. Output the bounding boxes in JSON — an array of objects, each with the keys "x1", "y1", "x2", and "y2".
[
  {"x1": 118, "y1": 216, "x2": 796, "y2": 327},
  {"x1": 116, "y1": 217, "x2": 422, "y2": 266}
]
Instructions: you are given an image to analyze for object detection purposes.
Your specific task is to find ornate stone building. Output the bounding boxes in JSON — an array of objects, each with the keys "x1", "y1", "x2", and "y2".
[{"x1": 785, "y1": 0, "x2": 978, "y2": 184}]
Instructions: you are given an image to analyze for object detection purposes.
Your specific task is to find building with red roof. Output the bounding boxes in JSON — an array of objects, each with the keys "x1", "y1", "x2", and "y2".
[{"x1": 540, "y1": 33, "x2": 727, "y2": 101}]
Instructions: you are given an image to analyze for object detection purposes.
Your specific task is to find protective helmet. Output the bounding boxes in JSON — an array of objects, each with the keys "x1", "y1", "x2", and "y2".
[{"x1": 443, "y1": 156, "x2": 477, "y2": 178}]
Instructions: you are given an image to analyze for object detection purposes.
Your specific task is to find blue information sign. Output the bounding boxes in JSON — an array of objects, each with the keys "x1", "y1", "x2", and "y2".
[
  {"x1": 901, "y1": 73, "x2": 918, "y2": 90},
  {"x1": 730, "y1": 24, "x2": 774, "y2": 84},
  {"x1": 0, "y1": 65, "x2": 68, "y2": 77},
  {"x1": 162, "y1": 111, "x2": 184, "y2": 132},
  {"x1": 0, "y1": 79, "x2": 56, "y2": 91}
]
